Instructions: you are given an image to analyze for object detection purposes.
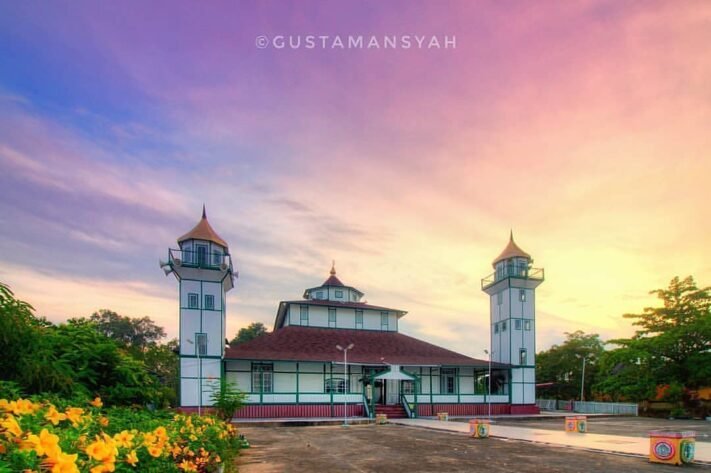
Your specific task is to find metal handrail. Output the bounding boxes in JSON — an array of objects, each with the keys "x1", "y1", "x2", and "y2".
[
  {"x1": 400, "y1": 394, "x2": 414, "y2": 418},
  {"x1": 363, "y1": 393, "x2": 371, "y2": 419},
  {"x1": 481, "y1": 266, "x2": 544, "y2": 289},
  {"x1": 169, "y1": 248, "x2": 233, "y2": 271}
]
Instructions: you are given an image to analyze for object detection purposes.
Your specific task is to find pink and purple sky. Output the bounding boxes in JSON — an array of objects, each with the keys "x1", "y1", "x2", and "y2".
[{"x1": 0, "y1": 1, "x2": 709, "y2": 357}]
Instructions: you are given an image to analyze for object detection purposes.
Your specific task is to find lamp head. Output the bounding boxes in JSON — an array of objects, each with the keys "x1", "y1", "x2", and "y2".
[{"x1": 336, "y1": 345, "x2": 343, "y2": 351}]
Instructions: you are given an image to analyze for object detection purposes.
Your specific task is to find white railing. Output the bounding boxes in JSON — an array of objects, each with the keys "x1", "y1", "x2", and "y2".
[
  {"x1": 536, "y1": 399, "x2": 557, "y2": 411},
  {"x1": 536, "y1": 399, "x2": 638, "y2": 416},
  {"x1": 574, "y1": 401, "x2": 638, "y2": 416}
]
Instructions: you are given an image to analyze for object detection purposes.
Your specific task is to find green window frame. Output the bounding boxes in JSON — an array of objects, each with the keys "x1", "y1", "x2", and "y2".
[
  {"x1": 188, "y1": 293, "x2": 199, "y2": 309},
  {"x1": 251, "y1": 363, "x2": 273, "y2": 393},
  {"x1": 204, "y1": 294, "x2": 215, "y2": 310},
  {"x1": 494, "y1": 323, "x2": 499, "y2": 334},
  {"x1": 402, "y1": 380, "x2": 418, "y2": 395},
  {"x1": 440, "y1": 368, "x2": 456, "y2": 394},
  {"x1": 501, "y1": 320, "x2": 507, "y2": 332},
  {"x1": 355, "y1": 310, "x2": 363, "y2": 329},
  {"x1": 519, "y1": 289, "x2": 526, "y2": 302},
  {"x1": 514, "y1": 319, "x2": 522, "y2": 330},
  {"x1": 520, "y1": 348, "x2": 527, "y2": 365},
  {"x1": 335, "y1": 290, "x2": 344, "y2": 298},
  {"x1": 328, "y1": 308, "x2": 337, "y2": 328},
  {"x1": 300, "y1": 306, "x2": 309, "y2": 326},
  {"x1": 325, "y1": 377, "x2": 348, "y2": 394},
  {"x1": 380, "y1": 312, "x2": 389, "y2": 330},
  {"x1": 524, "y1": 320, "x2": 532, "y2": 331}
]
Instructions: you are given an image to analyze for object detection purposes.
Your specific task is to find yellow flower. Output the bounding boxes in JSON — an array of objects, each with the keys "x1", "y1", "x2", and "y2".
[
  {"x1": 125, "y1": 450, "x2": 139, "y2": 466},
  {"x1": 178, "y1": 460, "x2": 197, "y2": 472},
  {"x1": 85, "y1": 436, "x2": 117, "y2": 463},
  {"x1": 89, "y1": 465, "x2": 115, "y2": 473},
  {"x1": 45, "y1": 451, "x2": 80, "y2": 473},
  {"x1": 99, "y1": 416, "x2": 109, "y2": 427},
  {"x1": 90, "y1": 397, "x2": 103, "y2": 408},
  {"x1": 147, "y1": 445, "x2": 163, "y2": 458},
  {"x1": 142, "y1": 432, "x2": 156, "y2": 446},
  {"x1": 22, "y1": 429, "x2": 61, "y2": 459},
  {"x1": 113, "y1": 430, "x2": 134, "y2": 449},
  {"x1": 1, "y1": 414, "x2": 22, "y2": 438},
  {"x1": 0, "y1": 399, "x2": 9, "y2": 411},
  {"x1": 215, "y1": 454, "x2": 221, "y2": 463},
  {"x1": 10, "y1": 399, "x2": 37, "y2": 416},
  {"x1": 64, "y1": 408, "x2": 84, "y2": 426},
  {"x1": 45, "y1": 407, "x2": 67, "y2": 426}
]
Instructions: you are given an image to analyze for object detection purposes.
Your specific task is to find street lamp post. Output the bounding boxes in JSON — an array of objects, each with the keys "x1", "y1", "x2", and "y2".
[
  {"x1": 580, "y1": 355, "x2": 587, "y2": 403},
  {"x1": 484, "y1": 349, "x2": 492, "y2": 419},
  {"x1": 336, "y1": 343, "x2": 355, "y2": 427}
]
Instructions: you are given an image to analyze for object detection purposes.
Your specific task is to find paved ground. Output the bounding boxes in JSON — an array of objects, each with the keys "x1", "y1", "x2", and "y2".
[
  {"x1": 236, "y1": 424, "x2": 710, "y2": 472},
  {"x1": 480, "y1": 416, "x2": 711, "y2": 440}
]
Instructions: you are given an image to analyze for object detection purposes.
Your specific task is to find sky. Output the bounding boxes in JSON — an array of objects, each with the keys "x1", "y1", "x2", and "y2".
[{"x1": 0, "y1": 0, "x2": 709, "y2": 359}]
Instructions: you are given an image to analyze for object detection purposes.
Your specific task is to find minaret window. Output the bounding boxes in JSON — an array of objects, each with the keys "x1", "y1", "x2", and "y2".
[
  {"x1": 300, "y1": 306, "x2": 309, "y2": 325},
  {"x1": 524, "y1": 320, "x2": 531, "y2": 331},
  {"x1": 196, "y1": 244, "x2": 208, "y2": 267},
  {"x1": 494, "y1": 323, "x2": 499, "y2": 334},
  {"x1": 355, "y1": 310, "x2": 363, "y2": 329},
  {"x1": 520, "y1": 348, "x2": 528, "y2": 365},
  {"x1": 497, "y1": 292, "x2": 503, "y2": 306},
  {"x1": 316, "y1": 291, "x2": 323, "y2": 299},
  {"x1": 204, "y1": 295, "x2": 215, "y2": 310},
  {"x1": 519, "y1": 289, "x2": 526, "y2": 302},
  {"x1": 514, "y1": 319, "x2": 522, "y2": 330},
  {"x1": 501, "y1": 321, "x2": 507, "y2": 332},
  {"x1": 328, "y1": 308, "x2": 336, "y2": 327},
  {"x1": 380, "y1": 312, "x2": 389, "y2": 330},
  {"x1": 188, "y1": 293, "x2": 199, "y2": 309},
  {"x1": 335, "y1": 290, "x2": 343, "y2": 298},
  {"x1": 195, "y1": 333, "x2": 207, "y2": 356}
]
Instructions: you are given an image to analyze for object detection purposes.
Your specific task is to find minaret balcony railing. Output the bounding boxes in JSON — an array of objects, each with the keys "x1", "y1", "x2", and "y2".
[
  {"x1": 169, "y1": 248, "x2": 233, "y2": 271},
  {"x1": 481, "y1": 266, "x2": 544, "y2": 289}
]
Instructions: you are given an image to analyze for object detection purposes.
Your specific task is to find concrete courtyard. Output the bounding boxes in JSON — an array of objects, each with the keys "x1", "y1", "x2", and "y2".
[{"x1": 236, "y1": 421, "x2": 710, "y2": 472}]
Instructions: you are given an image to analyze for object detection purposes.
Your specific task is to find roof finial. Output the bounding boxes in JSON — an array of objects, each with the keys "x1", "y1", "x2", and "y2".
[
  {"x1": 330, "y1": 260, "x2": 336, "y2": 276},
  {"x1": 510, "y1": 228, "x2": 514, "y2": 241},
  {"x1": 202, "y1": 204, "x2": 207, "y2": 219}
]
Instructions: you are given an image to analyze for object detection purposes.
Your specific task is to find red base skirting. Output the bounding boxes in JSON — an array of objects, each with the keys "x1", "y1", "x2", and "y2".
[
  {"x1": 176, "y1": 407, "x2": 217, "y2": 416},
  {"x1": 417, "y1": 403, "x2": 511, "y2": 417},
  {"x1": 510, "y1": 404, "x2": 540, "y2": 415},
  {"x1": 233, "y1": 404, "x2": 365, "y2": 419}
]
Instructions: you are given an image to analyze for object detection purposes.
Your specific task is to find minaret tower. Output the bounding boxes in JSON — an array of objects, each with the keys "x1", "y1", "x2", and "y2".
[
  {"x1": 481, "y1": 231, "x2": 544, "y2": 411},
  {"x1": 160, "y1": 206, "x2": 236, "y2": 409}
]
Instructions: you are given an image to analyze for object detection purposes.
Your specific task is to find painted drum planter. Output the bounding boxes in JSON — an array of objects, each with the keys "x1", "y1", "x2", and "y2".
[
  {"x1": 564, "y1": 415, "x2": 587, "y2": 433},
  {"x1": 437, "y1": 412, "x2": 449, "y2": 422},
  {"x1": 376, "y1": 413, "x2": 388, "y2": 424},
  {"x1": 469, "y1": 419, "x2": 490, "y2": 438},
  {"x1": 649, "y1": 431, "x2": 696, "y2": 466}
]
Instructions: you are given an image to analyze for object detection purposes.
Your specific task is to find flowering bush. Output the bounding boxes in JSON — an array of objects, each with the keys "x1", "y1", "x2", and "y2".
[{"x1": 0, "y1": 397, "x2": 240, "y2": 472}]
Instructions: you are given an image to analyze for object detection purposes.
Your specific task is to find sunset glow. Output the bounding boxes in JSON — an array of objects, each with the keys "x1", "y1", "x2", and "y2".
[{"x1": 1, "y1": 1, "x2": 709, "y2": 357}]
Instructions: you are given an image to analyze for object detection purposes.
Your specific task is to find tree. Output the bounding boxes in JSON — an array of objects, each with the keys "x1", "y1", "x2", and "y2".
[
  {"x1": 73, "y1": 309, "x2": 166, "y2": 351},
  {"x1": 595, "y1": 276, "x2": 711, "y2": 401},
  {"x1": 536, "y1": 331, "x2": 604, "y2": 400},
  {"x1": 230, "y1": 322, "x2": 268, "y2": 345}
]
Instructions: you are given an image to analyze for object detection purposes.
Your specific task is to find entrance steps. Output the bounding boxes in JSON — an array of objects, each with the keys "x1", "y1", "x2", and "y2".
[{"x1": 375, "y1": 404, "x2": 408, "y2": 419}]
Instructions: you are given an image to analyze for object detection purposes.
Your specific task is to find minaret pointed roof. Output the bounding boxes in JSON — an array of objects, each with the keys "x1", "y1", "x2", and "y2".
[
  {"x1": 322, "y1": 260, "x2": 344, "y2": 286},
  {"x1": 177, "y1": 206, "x2": 229, "y2": 248},
  {"x1": 492, "y1": 230, "x2": 530, "y2": 267}
]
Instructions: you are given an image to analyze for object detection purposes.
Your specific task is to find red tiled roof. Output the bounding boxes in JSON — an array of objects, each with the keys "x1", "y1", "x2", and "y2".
[
  {"x1": 225, "y1": 326, "x2": 499, "y2": 367},
  {"x1": 321, "y1": 275, "x2": 344, "y2": 287}
]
